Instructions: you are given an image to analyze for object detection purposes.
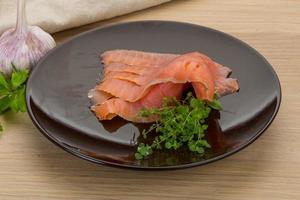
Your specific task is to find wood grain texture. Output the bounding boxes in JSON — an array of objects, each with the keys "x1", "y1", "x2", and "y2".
[{"x1": 0, "y1": 0, "x2": 300, "y2": 199}]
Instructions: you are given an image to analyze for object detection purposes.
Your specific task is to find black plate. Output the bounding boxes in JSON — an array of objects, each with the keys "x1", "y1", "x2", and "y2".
[{"x1": 26, "y1": 21, "x2": 281, "y2": 169}]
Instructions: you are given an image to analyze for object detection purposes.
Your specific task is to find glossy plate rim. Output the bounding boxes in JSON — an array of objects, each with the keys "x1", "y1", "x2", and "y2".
[{"x1": 25, "y1": 20, "x2": 282, "y2": 170}]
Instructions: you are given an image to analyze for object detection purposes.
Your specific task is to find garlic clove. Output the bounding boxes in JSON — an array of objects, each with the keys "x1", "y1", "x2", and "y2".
[{"x1": 0, "y1": 0, "x2": 56, "y2": 75}]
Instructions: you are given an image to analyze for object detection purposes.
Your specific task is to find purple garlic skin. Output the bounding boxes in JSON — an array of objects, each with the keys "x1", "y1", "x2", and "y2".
[
  {"x1": 0, "y1": 0, "x2": 56, "y2": 75},
  {"x1": 0, "y1": 26, "x2": 56, "y2": 75}
]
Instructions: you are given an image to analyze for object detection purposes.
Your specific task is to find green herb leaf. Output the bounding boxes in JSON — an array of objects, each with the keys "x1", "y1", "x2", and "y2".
[
  {"x1": 0, "y1": 73, "x2": 9, "y2": 89},
  {"x1": 0, "y1": 95, "x2": 12, "y2": 114},
  {"x1": 208, "y1": 96, "x2": 222, "y2": 110},
  {"x1": 136, "y1": 92, "x2": 222, "y2": 160},
  {"x1": 10, "y1": 87, "x2": 27, "y2": 112},
  {"x1": 135, "y1": 143, "x2": 153, "y2": 159},
  {"x1": 0, "y1": 67, "x2": 29, "y2": 133},
  {"x1": 11, "y1": 69, "x2": 29, "y2": 89},
  {"x1": 0, "y1": 88, "x2": 9, "y2": 97}
]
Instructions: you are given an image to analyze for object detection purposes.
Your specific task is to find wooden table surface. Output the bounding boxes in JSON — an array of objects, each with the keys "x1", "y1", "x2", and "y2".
[{"x1": 1, "y1": 0, "x2": 299, "y2": 199}]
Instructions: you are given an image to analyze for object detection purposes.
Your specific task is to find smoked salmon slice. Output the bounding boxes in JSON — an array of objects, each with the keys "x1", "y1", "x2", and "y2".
[
  {"x1": 92, "y1": 83, "x2": 185, "y2": 122},
  {"x1": 90, "y1": 50, "x2": 178, "y2": 105},
  {"x1": 97, "y1": 52, "x2": 216, "y2": 102},
  {"x1": 99, "y1": 50, "x2": 238, "y2": 97},
  {"x1": 102, "y1": 50, "x2": 177, "y2": 67},
  {"x1": 89, "y1": 50, "x2": 239, "y2": 122}
]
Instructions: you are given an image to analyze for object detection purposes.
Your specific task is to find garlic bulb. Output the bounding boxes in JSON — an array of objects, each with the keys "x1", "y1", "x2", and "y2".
[{"x1": 0, "y1": 0, "x2": 56, "y2": 75}]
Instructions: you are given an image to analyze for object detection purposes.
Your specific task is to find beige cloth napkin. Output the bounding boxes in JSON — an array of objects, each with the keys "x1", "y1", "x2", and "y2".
[{"x1": 0, "y1": 0, "x2": 171, "y2": 35}]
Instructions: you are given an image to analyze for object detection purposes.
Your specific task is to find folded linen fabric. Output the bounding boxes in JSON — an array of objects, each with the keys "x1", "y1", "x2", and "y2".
[{"x1": 0, "y1": 0, "x2": 172, "y2": 35}]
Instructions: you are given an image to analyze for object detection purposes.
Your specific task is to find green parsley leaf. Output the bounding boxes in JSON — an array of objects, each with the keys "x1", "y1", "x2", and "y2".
[
  {"x1": 0, "y1": 68, "x2": 29, "y2": 132},
  {"x1": 0, "y1": 73, "x2": 9, "y2": 89},
  {"x1": 0, "y1": 88, "x2": 9, "y2": 97},
  {"x1": 11, "y1": 69, "x2": 29, "y2": 89},
  {"x1": 10, "y1": 87, "x2": 26, "y2": 112},
  {"x1": 0, "y1": 95, "x2": 12, "y2": 114}
]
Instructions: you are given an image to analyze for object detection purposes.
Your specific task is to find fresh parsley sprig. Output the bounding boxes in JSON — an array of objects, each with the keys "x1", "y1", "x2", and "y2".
[
  {"x1": 135, "y1": 92, "x2": 222, "y2": 160},
  {"x1": 0, "y1": 68, "x2": 29, "y2": 131}
]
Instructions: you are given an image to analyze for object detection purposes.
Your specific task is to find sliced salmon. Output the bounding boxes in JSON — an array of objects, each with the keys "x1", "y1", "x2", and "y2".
[
  {"x1": 102, "y1": 49, "x2": 177, "y2": 67},
  {"x1": 103, "y1": 64, "x2": 237, "y2": 97},
  {"x1": 88, "y1": 89, "x2": 113, "y2": 105},
  {"x1": 90, "y1": 50, "x2": 179, "y2": 105},
  {"x1": 90, "y1": 50, "x2": 239, "y2": 122},
  {"x1": 100, "y1": 50, "x2": 238, "y2": 97},
  {"x1": 97, "y1": 52, "x2": 216, "y2": 102},
  {"x1": 104, "y1": 63, "x2": 150, "y2": 76},
  {"x1": 92, "y1": 83, "x2": 184, "y2": 122}
]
